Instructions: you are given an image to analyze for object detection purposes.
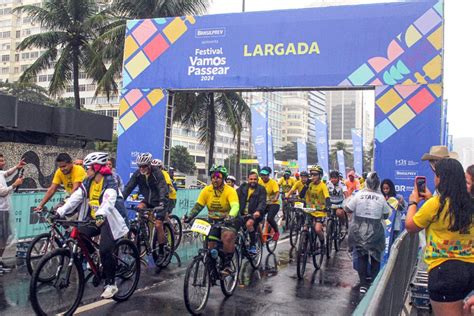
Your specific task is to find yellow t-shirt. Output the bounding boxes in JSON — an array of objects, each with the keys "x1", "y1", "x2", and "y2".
[
  {"x1": 52, "y1": 165, "x2": 86, "y2": 194},
  {"x1": 291, "y1": 180, "x2": 305, "y2": 195},
  {"x1": 162, "y1": 170, "x2": 177, "y2": 200},
  {"x1": 88, "y1": 178, "x2": 104, "y2": 219},
  {"x1": 278, "y1": 177, "x2": 296, "y2": 194},
  {"x1": 413, "y1": 196, "x2": 474, "y2": 271},
  {"x1": 304, "y1": 181, "x2": 329, "y2": 211},
  {"x1": 242, "y1": 187, "x2": 255, "y2": 215},
  {"x1": 259, "y1": 178, "x2": 280, "y2": 205},
  {"x1": 196, "y1": 184, "x2": 239, "y2": 219}
]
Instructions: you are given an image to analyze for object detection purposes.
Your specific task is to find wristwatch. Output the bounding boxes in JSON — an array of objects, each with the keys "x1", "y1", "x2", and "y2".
[{"x1": 408, "y1": 201, "x2": 418, "y2": 207}]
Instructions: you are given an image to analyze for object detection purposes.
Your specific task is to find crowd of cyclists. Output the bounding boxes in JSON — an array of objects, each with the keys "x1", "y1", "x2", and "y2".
[{"x1": 3, "y1": 147, "x2": 471, "y2": 315}]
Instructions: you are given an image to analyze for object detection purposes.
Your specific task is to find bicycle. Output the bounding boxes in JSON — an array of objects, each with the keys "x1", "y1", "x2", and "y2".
[
  {"x1": 29, "y1": 219, "x2": 140, "y2": 316},
  {"x1": 296, "y1": 207, "x2": 326, "y2": 279},
  {"x1": 287, "y1": 198, "x2": 306, "y2": 247},
  {"x1": 183, "y1": 218, "x2": 241, "y2": 315},
  {"x1": 260, "y1": 210, "x2": 280, "y2": 254},
  {"x1": 128, "y1": 206, "x2": 175, "y2": 268},
  {"x1": 168, "y1": 213, "x2": 183, "y2": 249},
  {"x1": 236, "y1": 215, "x2": 263, "y2": 269},
  {"x1": 26, "y1": 208, "x2": 69, "y2": 278},
  {"x1": 325, "y1": 205, "x2": 349, "y2": 258}
]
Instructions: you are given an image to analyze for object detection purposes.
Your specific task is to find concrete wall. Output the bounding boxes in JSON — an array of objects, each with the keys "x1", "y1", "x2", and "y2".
[{"x1": 0, "y1": 142, "x2": 93, "y2": 189}]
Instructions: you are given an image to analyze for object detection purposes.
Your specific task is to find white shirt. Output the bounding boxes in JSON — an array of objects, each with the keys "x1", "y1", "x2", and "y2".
[
  {"x1": 327, "y1": 180, "x2": 347, "y2": 204},
  {"x1": 0, "y1": 167, "x2": 17, "y2": 211},
  {"x1": 345, "y1": 189, "x2": 390, "y2": 220}
]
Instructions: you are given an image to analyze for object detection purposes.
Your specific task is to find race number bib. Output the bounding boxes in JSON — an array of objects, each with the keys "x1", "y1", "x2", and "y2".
[
  {"x1": 294, "y1": 202, "x2": 304, "y2": 209},
  {"x1": 191, "y1": 219, "x2": 212, "y2": 236}
]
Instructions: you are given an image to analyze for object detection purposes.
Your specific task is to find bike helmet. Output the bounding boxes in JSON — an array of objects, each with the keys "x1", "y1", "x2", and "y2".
[
  {"x1": 295, "y1": 172, "x2": 300, "y2": 177},
  {"x1": 309, "y1": 165, "x2": 323, "y2": 175},
  {"x1": 227, "y1": 175, "x2": 236, "y2": 182},
  {"x1": 136, "y1": 152, "x2": 152, "y2": 166},
  {"x1": 83, "y1": 152, "x2": 108, "y2": 167},
  {"x1": 151, "y1": 159, "x2": 163, "y2": 168},
  {"x1": 300, "y1": 171, "x2": 309, "y2": 177},
  {"x1": 284, "y1": 169, "x2": 291, "y2": 176},
  {"x1": 209, "y1": 165, "x2": 228, "y2": 178}
]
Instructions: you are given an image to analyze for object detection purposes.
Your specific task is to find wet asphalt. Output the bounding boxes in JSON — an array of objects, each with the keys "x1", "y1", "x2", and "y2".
[{"x1": 0, "y1": 232, "x2": 362, "y2": 315}]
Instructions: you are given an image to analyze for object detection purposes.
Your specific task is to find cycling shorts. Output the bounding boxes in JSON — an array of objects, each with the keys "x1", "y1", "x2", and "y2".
[{"x1": 208, "y1": 217, "x2": 242, "y2": 241}]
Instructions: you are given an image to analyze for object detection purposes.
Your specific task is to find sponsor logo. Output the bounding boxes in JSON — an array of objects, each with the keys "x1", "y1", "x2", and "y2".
[{"x1": 195, "y1": 27, "x2": 226, "y2": 38}]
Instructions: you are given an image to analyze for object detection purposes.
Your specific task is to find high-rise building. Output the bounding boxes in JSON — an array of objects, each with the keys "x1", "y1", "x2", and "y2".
[
  {"x1": 308, "y1": 91, "x2": 327, "y2": 144},
  {"x1": 0, "y1": 0, "x2": 120, "y2": 131}
]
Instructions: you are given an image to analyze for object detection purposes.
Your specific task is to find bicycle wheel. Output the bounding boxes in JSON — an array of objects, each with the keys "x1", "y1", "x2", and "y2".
[
  {"x1": 265, "y1": 226, "x2": 278, "y2": 254},
  {"x1": 184, "y1": 256, "x2": 210, "y2": 315},
  {"x1": 326, "y1": 219, "x2": 333, "y2": 259},
  {"x1": 249, "y1": 233, "x2": 263, "y2": 269},
  {"x1": 128, "y1": 220, "x2": 150, "y2": 258},
  {"x1": 289, "y1": 216, "x2": 299, "y2": 247},
  {"x1": 312, "y1": 233, "x2": 324, "y2": 269},
  {"x1": 221, "y1": 247, "x2": 240, "y2": 297},
  {"x1": 152, "y1": 222, "x2": 175, "y2": 268},
  {"x1": 169, "y1": 215, "x2": 183, "y2": 249},
  {"x1": 26, "y1": 232, "x2": 62, "y2": 278},
  {"x1": 113, "y1": 239, "x2": 141, "y2": 302},
  {"x1": 296, "y1": 230, "x2": 308, "y2": 279},
  {"x1": 30, "y1": 248, "x2": 84, "y2": 316},
  {"x1": 334, "y1": 219, "x2": 341, "y2": 252}
]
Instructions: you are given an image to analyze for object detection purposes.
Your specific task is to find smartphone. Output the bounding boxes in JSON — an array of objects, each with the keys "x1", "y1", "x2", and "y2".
[{"x1": 415, "y1": 176, "x2": 426, "y2": 193}]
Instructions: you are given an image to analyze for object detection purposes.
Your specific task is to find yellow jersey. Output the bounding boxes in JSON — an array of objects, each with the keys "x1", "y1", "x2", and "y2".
[
  {"x1": 162, "y1": 170, "x2": 177, "y2": 200},
  {"x1": 52, "y1": 165, "x2": 86, "y2": 194},
  {"x1": 278, "y1": 177, "x2": 296, "y2": 194},
  {"x1": 196, "y1": 184, "x2": 239, "y2": 219},
  {"x1": 304, "y1": 181, "x2": 329, "y2": 211},
  {"x1": 88, "y1": 178, "x2": 104, "y2": 219},
  {"x1": 259, "y1": 178, "x2": 280, "y2": 205}
]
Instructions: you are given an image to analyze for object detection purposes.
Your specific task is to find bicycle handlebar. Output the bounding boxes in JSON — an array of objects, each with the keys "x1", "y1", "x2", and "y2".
[{"x1": 54, "y1": 219, "x2": 96, "y2": 227}]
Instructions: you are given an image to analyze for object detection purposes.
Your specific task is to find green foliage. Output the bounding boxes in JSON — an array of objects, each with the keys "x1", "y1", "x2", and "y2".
[
  {"x1": 274, "y1": 142, "x2": 318, "y2": 165},
  {"x1": 330, "y1": 141, "x2": 353, "y2": 171},
  {"x1": 170, "y1": 145, "x2": 196, "y2": 174},
  {"x1": 95, "y1": 134, "x2": 118, "y2": 153},
  {"x1": 0, "y1": 81, "x2": 52, "y2": 104}
]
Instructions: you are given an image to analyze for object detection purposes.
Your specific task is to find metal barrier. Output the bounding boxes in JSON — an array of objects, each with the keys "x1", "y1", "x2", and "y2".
[{"x1": 354, "y1": 230, "x2": 420, "y2": 316}]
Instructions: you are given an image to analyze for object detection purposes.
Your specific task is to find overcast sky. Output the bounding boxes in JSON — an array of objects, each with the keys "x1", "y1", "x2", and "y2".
[{"x1": 209, "y1": 0, "x2": 472, "y2": 139}]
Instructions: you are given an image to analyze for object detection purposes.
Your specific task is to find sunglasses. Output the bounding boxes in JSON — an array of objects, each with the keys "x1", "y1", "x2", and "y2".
[
  {"x1": 310, "y1": 173, "x2": 320, "y2": 176},
  {"x1": 138, "y1": 165, "x2": 149, "y2": 169}
]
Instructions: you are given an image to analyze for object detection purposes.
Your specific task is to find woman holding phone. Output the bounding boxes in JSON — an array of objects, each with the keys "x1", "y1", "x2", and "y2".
[{"x1": 406, "y1": 159, "x2": 473, "y2": 315}]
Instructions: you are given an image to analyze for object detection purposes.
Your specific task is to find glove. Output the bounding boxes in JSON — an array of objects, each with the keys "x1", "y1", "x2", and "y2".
[{"x1": 95, "y1": 215, "x2": 105, "y2": 227}]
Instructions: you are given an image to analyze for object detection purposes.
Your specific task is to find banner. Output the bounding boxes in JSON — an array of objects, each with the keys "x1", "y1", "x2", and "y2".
[
  {"x1": 351, "y1": 128, "x2": 363, "y2": 176},
  {"x1": 441, "y1": 100, "x2": 448, "y2": 145},
  {"x1": 315, "y1": 114, "x2": 329, "y2": 177},
  {"x1": 297, "y1": 139, "x2": 308, "y2": 172},
  {"x1": 251, "y1": 103, "x2": 268, "y2": 169},
  {"x1": 267, "y1": 121, "x2": 275, "y2": 175},
  {"x1": 337, "y1": 150, "x2": 346, "y2": 179}
]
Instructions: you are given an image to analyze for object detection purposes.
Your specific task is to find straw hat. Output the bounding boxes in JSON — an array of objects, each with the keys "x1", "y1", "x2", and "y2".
[{"x1": 421, "y1": 146, "x2": 458, "y2": 161}]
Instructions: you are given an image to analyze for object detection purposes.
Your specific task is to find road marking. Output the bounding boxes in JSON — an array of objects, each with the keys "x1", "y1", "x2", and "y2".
[{"x1": 75, "y1": 299, "x2": 113, "y2": 314}]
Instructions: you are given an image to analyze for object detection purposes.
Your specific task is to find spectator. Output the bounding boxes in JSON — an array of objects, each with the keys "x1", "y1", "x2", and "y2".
[
  {"x1": 421, "y1": 145, "x2": 458, "y2": 172},
  {"x1": 345, "y1": 172, "x2": 390, "y2": 295},
  {"x1": 0, "y1": 154, "x2": 25, "y2": 274},
  {"x1": 381, "y1": 179, "x2": 406, "y2": 239},
  {"x1": 35, "y1": 153, "x2": 86, "y2": 211},
  {"x1": 106, "y1": 158, "x2": 124, "y2": 192},
  {"x1": 345, "y1": 170, "x2": 360, "y2": 196},
  {"x1": 406, "y1": 159, "x2": 473, "y2": 316},
  {"x1": 74, "y1": 159, "x2": 84, "y2": 166},
  {"x1": 466, "y1": 165, "x2": 474, "y2": 197}
]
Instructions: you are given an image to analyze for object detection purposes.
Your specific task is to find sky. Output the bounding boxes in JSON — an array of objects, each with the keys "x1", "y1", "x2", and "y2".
[{"x1": 208, "y1": 0, "x2": 473, "y2": 139}]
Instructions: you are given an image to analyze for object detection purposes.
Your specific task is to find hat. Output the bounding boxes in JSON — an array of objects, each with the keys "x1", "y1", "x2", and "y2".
[
  {"x1": 421, "y1": 146, "x2": 458, "y2": 161},
  {"x1": 259, "y1": 166, "x2": 272, "y2": 176}
]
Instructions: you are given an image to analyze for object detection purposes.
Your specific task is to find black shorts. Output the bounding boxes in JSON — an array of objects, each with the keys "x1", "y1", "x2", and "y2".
[
  {"x1": 167, "y1": 199, "x2": 176, "y2": 214},
  {"x1": 139, "y1": 201, "x2": 167, "y2": 221},
  {"x1": 428, "y1": 260, "x2": 474, "y2": 302},
  {"x1": 208, "y1": 218, "x2": 241, "y2": 241},
  {"x1": 0, "y1": 211, "x2": 11, "y2": 249}
]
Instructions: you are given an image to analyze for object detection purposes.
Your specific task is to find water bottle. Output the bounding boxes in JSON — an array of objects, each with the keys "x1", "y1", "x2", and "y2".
[{"x1": 210, "y1": 248, "x2": 218, "y2": 259}]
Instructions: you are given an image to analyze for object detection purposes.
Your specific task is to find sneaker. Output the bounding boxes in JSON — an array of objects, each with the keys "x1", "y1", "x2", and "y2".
[
  {"x1": 273, "y1": 232, "x2": 280, "y2": 241},
  {"x1": 220, "y1": 265, "x2": 233, "y2": 277},
  {"x1": 248, "y1": 245, "x2": 257, "y2": 255},
  {"x1": 101, "y1": 284, "x2": 118, "y2": 299},
  {"x1": 359, "y1": 286, "x2": 368, "y2": 295}
]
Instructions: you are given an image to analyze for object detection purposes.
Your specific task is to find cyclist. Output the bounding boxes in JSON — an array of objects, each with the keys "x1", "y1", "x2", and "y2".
[
  {"x1": 226, "y1": 175, "x2": 239, "y2": 189},
  {"x1": 345, "y1": 170, "x2": 361, "y2": 196},
  {"x1": 123, "y1": 153, "x2": 169, "y2": 264},
  {"x1": 151, "y1": 159, "x2": 177, "y2": 214},
  {"x1": 184, "y1": 165, "x2": 240, "y2": 275},
  {"x1": 55, "y1": 152, "x2": 129, "y2": 299},
  {"x1": 327, "y1": 170, "x2": 350, "y2": 233},
  {"x1": 302, "y1": 165, "x2": 331, "y2": 248},
  {"x1": 237, "y1": 170, "x2": 267, "y2": 254},
  {"x1": 295, "y1": 172, "x2": 301, "y2": 182},
  {"x1": 279, "y1": 169, "x2": 296, "y2": 224},
  {"x1": 258, "y1": 166, "x2": 281, "y2": 241},
  {"x1": 36, "y1": 153, "x2": 86, "y2": 211},
  {"x1": 286, "y1": 171, "x2": 310, "y2": 199}
]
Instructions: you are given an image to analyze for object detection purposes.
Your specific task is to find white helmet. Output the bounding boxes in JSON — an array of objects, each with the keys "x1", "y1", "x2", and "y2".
[
  {"x1": 84, "y1": 152, "x2": 109, "y2": 167},
  {"x1": 136, "y1": 152, "x2": 152, "y2": 166},
  {"x1": 151, "y1": 159, "x2": 163, "y2": 168},
  {"x1": 227, "y1": 175, "x2": 236, "y2": 182}
]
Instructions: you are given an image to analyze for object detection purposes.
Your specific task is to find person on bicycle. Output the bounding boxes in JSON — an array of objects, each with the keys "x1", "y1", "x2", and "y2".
[
  {"x1": 258, "y1": 166, "x2": 281, "y2": 241},
  {"x1": 55, "y1": 152, "x2": 129, "y2": 299},
  {"x1": 226, "y1": 175, "x2": 239, "y2": 189},
  {"x1": 237, "y1": 170, "x2": 267, "y2": 254},
  {"x1": 327, "y1": 170, "x2": 350, "y2": 233},
  {"x1": 286, "y1": 171, "x2": 310, "y2": 199},
  {"x1": 151, "y1": 159, "x2": 177, "y2": 215},
  {"x1": 302, "y1": 165, "x2": 331, "y2": 248},
  {"x1": 184, "y1": 165, "x2": 240, "y2": 275},
  {"x1": 123, "y1": 153, "x2": 169, "y2": 263},
  {"x1": 279, "y1": 169, "x2": 296, "y2": 219}
]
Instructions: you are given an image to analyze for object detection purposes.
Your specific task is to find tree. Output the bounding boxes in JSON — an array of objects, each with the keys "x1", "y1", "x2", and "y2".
[
  {"x1": 94, "y1": 0, "x2": 209, "y2": 97},
  {"x1": 274, "y1": 142, "x2": 318, "y2": 165},
  {"x1": 95, "y1": 134, "x2": 118, "y2": 153},
  {"x1": 223, "y1": 153, "x2": 259, "y2": 181},
  {"x1": 15, "y1": 0, "x2": 108, "y2": 109},
  {"x1": 364, "y1": 140, "x2": 374, "y2": 172},
  {"x1": 170, "y1": 145, "x2": 196, "y2": 174},
  {"x1": 330, "y1": 141, "x2": 353, "y2": 171},
  {"x1": 0, "y1": 81, "x2": 53, "y2": 104}
]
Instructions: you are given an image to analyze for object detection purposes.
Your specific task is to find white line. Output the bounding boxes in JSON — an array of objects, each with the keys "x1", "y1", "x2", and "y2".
[{"x1": 74, "y1": 299, "x2": 113, "y2": 314}]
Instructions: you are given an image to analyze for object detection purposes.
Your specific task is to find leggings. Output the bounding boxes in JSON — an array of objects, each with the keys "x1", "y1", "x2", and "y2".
[
  {"x1": 266, "y1": 204, "x2": 280, "y2": 233},
  {"x1": 357, "y1": 254, "x2": 381, "y2": 287},
  {"x1": 79, "y1": 220, "x2": 116, "y2": 285}
]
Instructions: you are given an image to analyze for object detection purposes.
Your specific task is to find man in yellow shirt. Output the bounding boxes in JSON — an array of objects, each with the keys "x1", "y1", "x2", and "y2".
[
  {"x1": 259, "y1": 166, "x2": 281, "y2": 241},
  {"x1": 36, "y1": 153, "x2": 86, "y2": 211},
  {"x1": 152, "y1": 159, "x2": 177, "y2": 213},
  {"x1": 185, "y1": 165, "x2": 240, "y2": 275},
  {"x1": 286, "y1": 171, "x2": 310, "y2": 198}
]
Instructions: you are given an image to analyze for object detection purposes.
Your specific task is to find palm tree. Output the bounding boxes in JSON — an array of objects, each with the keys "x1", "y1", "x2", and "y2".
[
  {"x1": 330, "y1": 141, "x2": 352, "y2": 170},
  {"x1": 15, "y1": 0, "x2": 108, "y2": 109},
  {"x1": 218, "y1": 93, "x2": 251, "y2": 183},
  {"x1": 94, "y1": 0, "x2": 209, "y2": 97}
]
